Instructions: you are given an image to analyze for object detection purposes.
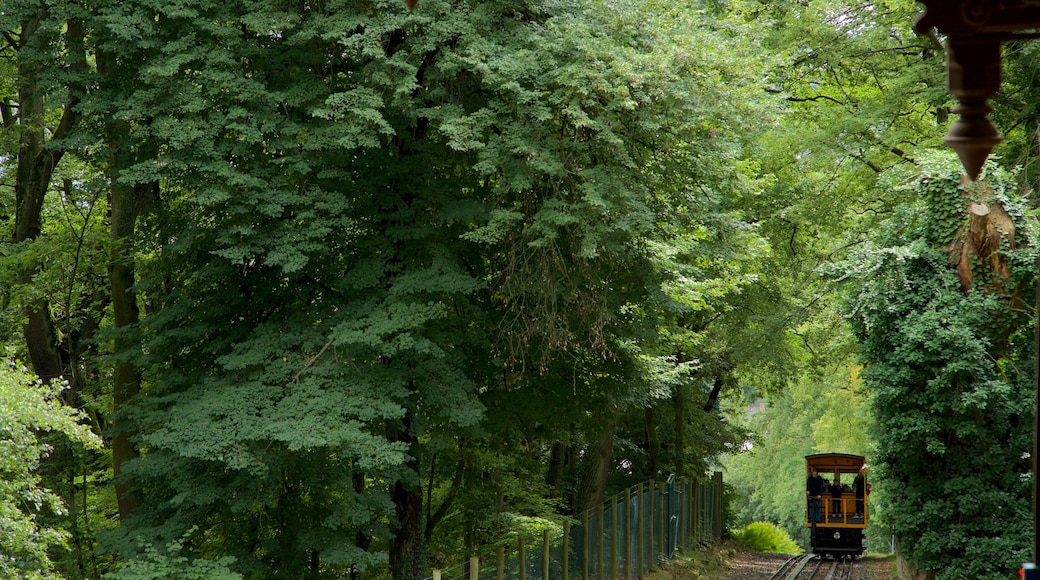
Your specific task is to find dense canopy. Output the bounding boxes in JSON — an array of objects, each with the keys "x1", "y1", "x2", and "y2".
[{"x1": 0, "y1": 1, "x2": 1037, "y2": 579}]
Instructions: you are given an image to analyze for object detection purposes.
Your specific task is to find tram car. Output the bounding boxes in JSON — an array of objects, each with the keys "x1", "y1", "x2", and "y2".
[{"x1": 805, "y1": 453, "x2": 867, "y2": 559}]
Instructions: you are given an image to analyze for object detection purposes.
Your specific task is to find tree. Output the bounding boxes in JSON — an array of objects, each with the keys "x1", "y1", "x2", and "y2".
[
  {"x1": 838, "y1": 156, "x2": 1035, "y2": 578},
  {"x1": 80, "y1": 1, "x2": 778, "y2": 578},
  {"x1": 3, "y1": 1, "x2": 87, "y2": 390}
]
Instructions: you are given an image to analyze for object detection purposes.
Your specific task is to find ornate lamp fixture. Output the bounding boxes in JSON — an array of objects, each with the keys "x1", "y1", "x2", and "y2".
[{"x1": 915, "y1": 1, "x2": 1040, "y2": 180}]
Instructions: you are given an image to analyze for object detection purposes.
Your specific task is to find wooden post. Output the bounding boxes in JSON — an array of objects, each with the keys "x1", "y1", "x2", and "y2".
[
  {"x1": 624, "y1": 488, "x2": 631, "y2": 580},
  {"x1": 648, "y1": 479, "x2": 655, "y2": 571},
  {"x1": 597, "y1": 505, "x2": 604, "y2": 580},
  {"x1": 562, "y1": 521, "x2": 571, "y2": 580},
  {"x1": 470, "y1": 556, "x2": 479, "y2": 580},
  {"x1": 637, "y1": 482, "x2": 644, "y2": 577},
  {"x1": 519, "y1": 537, "x2": 526, "y2": 580},
  {"x1": 581, "y1": 510, "x2": 589, "y2": 580},
  {"x1": 497, "y1": 546, "x2": 505, "y2": 580},
  {"x1": 684, "y1": 479, "x2": 691, "y2": 548},
  {"x1": 657, "y1": 482, "x2": 665, "y2": 563},
  {"x1": 714, "y1": 472, "x2": 723, "y2": 538},
  {"x1": 543, "y1": 530, "x2": 550, "y2": 580},
  {"x1": 676, "y1": 479, "x2": 684, "y2": 551},
  {"x1": 610, "y1": 494, "x2": 618, "y2": 579},
  {"x1": 433, "y1": 570, "x2": 442, "y2": 580},
  {"x1": 693, "y1": 480, "x2": 701, "y2": 542}
]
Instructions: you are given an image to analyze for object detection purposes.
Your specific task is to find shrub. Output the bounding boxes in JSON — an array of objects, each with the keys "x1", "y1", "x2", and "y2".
[{"x1": 732, "y1": 522, "x2": 801, "y2": 554}]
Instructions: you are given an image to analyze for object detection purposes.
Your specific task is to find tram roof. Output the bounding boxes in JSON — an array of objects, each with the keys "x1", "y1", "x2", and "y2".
[{"x1": 805, "y1": 453, "x2": 865, "y2": 472}]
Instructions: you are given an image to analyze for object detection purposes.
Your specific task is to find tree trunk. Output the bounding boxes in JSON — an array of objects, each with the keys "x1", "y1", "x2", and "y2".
[
  {"x1": 944, "y1": 179, "x2": 1016, "y2": 295},
  {"x1": 96, "y1": 32, "x2": 159, "y2": 516},
  {"x1": 546, "y1": 440, "x2": 572, "y2": 489},
  {"x1": 583, "y1": 409, "x2": 617, "y2": 513},
  {"x1": 107, "y1": 177, "x2": 153, "y2": 519},
  {"x1": 13, "y1": 11, "x2": 73, "y2": 386},
  {"x1": 644, "y1": 406, "x2": 659, "y2": 478},
  {"x1": 390, "y1": 407, "x2": 425, "y2": 580},
  {"x1": 703, "y1": 376, "x2": 724, "y2": 412}
]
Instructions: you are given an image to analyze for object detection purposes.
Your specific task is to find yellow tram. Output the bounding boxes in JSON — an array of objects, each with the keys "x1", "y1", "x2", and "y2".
[{"x1": 805, "y1": 453, "x2": 867, "y2": 558}]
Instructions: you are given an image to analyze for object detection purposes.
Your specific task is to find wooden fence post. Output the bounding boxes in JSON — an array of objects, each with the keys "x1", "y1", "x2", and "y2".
[
  {"x1": 581, "y1": 510, "x2": 589, "y2": 580},
  {"x1": 648, "y1": 479, "x2": 655, "y2": 571},
  {"x1": 543, "y1": 529, "x2": 550, "y2": 580},
  {"x1": 519, "y1": 537, "x2": 526, "y2": 580},
  {"x1": 679, "y1": 479, "x2": 688, "y2": 550},
  {"x1": 497, "y1": 546, "x2": 505, "y2": 580},
  {"x1": 597, "y1": 505, "x2": 604, "y2": 580},
  {"x1": 563, "y1": 521, "x2": 571, "y2": 580},
  {"x1": 694, "y1": 480, "x2": 701, "y2": 542},
  {"x1": 610, "y1": 494, "x2": 618, "y2": 579},
  {"x1": 691, "y1": 480, "x2": 697, "y2": 543},
  {"x1": 624, "y1": 487, "x2": 631, "y2": 580},
  {"x1": 470, "y1": 556, "x2": 479, "y2": 580},
  {"x1": 637, "y1": 482, "x2": 644, "y2": 577},
  {"x1": 657, "y1": 482, "x2": 665, "y2": 562},
  {"x1": 714, "y1": 471, "x2": 723, "y2": 539}
]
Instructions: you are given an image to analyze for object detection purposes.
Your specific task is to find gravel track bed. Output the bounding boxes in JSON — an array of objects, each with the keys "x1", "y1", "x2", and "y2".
[{"x1": 715, "y1": 551, "x2": 893, "y2": 580}]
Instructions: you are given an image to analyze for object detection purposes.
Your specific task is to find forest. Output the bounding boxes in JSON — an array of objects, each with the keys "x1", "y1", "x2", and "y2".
[{"x1": 2, "y1": 1, "x2": 1038, "y2": 579}]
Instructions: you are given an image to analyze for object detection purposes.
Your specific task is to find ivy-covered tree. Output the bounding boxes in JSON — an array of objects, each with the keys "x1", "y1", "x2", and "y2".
[{"x1": 839, "y1": 156, "x2": 1036, "y2": 578}]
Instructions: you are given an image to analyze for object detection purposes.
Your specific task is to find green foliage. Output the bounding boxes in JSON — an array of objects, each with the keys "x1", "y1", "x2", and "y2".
[
  {"x1": 837, "y1": 156, "x2": 1036, "y2": 578},
  {"x1": 104, "y1": 533, "x2": 240, "y2": 580},
  {"x1": 721, "y1": 0, "x2": 948, "y2": 395},
  {"x1": 721, "y1": 482, "x2": 742, "y2": 537},
  {"x1": 0, "y1": 360, "x2": 101, "y2": 580},
  {"x1": 73, "y1": 1, "x2": 773, "y2": 577},
  {"x1": 732, "y1": 522, "x2": 801, "y2": 554}
]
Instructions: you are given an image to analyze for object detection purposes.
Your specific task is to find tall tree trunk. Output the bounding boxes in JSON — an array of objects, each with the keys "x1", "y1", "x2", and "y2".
[
  {"x1": 390, "y1": 406, "x2": 425, "y2": 580},
  {"x1": 546, "y1": 440, "x2": 572, "y2": 489},
  {"x1": 108, "y1": 176, "x2": 152, "y2": 519},
  {"x1": 96, "y1": 35, "x2": 157, "y2": 517},
  {"x1": 13, "y1": 11, "x2": 76, "y2": 385},
  {"x1": 583, "y1": 409, "x2": 617, "y2": 513},
  {"x1": 644, "y1": 406, "x2": 659, "y2": 478}
]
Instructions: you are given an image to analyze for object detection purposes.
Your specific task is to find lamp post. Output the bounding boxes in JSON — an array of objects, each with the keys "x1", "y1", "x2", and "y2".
[{"x1": 915, "y1": 0, "x2": 1040, "y2": 564}]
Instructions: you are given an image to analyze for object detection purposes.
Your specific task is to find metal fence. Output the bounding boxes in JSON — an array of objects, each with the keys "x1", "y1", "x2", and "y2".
[{"x1": 429, "y1": 472, "x2": 723, "y2": 580}]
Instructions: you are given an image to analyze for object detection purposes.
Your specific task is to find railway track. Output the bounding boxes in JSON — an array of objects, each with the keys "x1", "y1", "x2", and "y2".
[{"x1": 768, "y1": 554, "x2": 856, "y2": 580}]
